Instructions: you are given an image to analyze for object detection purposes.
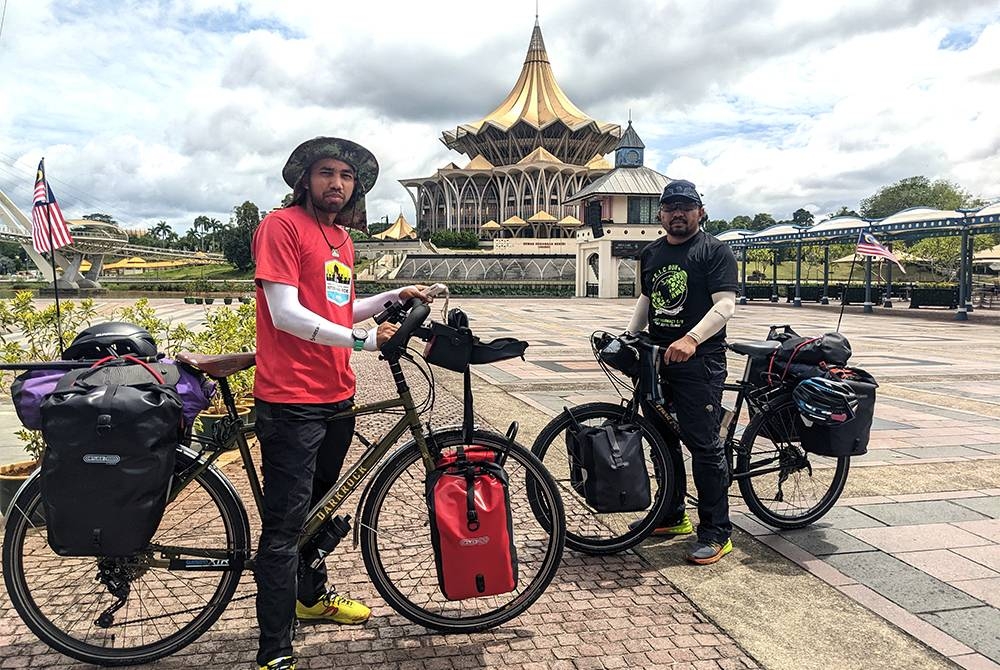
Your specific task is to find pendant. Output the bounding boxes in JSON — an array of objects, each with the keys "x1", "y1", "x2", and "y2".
[{"x1": 330, "y1": 248, "x2": 340, "y2": 258}]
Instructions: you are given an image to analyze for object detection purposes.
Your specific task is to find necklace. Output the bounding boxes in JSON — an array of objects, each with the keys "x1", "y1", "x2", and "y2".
[{"x1": 314, "y1": 216, "x2": 350, "y2": 258}]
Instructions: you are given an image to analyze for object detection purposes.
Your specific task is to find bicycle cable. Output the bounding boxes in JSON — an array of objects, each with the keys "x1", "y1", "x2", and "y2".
[{"x1": 590, "y1": 330, "x2": 636, "y2": 401}]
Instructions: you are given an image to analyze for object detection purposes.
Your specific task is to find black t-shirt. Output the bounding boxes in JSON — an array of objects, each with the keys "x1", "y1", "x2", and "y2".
[{"x1": 640, "y1": 230, "x2": 738, "y2": 351}]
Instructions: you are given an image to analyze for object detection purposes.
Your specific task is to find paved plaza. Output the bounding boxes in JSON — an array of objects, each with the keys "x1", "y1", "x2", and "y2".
[{"x1": 1, "y1": 297, "x2": 999, "y2": 669}]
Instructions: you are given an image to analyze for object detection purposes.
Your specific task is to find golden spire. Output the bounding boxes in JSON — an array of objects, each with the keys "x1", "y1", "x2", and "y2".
[{"x1": 459, "y1": 23, "x2": 617, "y2": 134}]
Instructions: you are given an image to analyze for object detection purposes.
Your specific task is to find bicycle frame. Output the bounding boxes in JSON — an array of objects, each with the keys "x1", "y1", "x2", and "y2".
[{"x1": 160, "y1": 353, "x2": 436, "y2": 571}]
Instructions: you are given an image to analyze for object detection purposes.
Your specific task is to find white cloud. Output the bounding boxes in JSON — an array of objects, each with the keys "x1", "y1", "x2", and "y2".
[{"x1": 0, "y1": 0, "x2": 997, "y2": 233}]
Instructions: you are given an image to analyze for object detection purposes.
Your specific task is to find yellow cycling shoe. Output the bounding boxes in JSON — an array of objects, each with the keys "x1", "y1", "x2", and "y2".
[
  {"x1": 296, "y1": 591, "x2": 371, "y2": 624},
  {"x1": 259, "y1": 655, "x2": 296, "y2": 670}
]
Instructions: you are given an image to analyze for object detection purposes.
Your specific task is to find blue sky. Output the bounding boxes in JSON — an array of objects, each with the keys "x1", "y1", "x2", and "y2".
[{"x1": 0, "y1": 0, "x2": 998, "y2": 231}]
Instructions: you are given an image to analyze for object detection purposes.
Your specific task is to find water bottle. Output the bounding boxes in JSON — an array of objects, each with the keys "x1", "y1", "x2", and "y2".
[{"x1": 302, "y1": 514, "x2": 351, "y2": 571}]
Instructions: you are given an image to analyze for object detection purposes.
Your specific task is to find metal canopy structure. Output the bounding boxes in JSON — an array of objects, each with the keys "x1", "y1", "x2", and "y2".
[{"x1": 716, "y1": 204, "x2": 1000, "y2": 319}]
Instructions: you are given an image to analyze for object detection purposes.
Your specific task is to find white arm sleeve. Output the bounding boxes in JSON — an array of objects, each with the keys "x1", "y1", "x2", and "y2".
[
  {"x1": 261, "y1": 281, "x2": 378, "y2": 351},
  {"x1": 353, "y1": 288, "x2": 403, "y2": 322},
  {"x1": 627, "y1": 295, "x2": 649, "y2": 334},
  {"x1": 686, "y1": 291, "x2": 737, "y2": 344}
]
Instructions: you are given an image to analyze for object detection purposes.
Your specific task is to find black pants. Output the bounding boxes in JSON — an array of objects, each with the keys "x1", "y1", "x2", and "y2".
[
  {"x1": 640, "y1": 350, "x2": 732, "y2": 545},
  {"x1": 253, "y1": 398, "x2": 356, "y2": 666}
]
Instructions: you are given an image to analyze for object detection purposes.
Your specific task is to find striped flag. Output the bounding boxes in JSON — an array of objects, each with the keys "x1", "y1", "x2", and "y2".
[
  {"x1": 856, "y1": 230, "x2": 905, "y2": 274},
  {"x1": 31, "y1": 158, "x2": 73, "y2": 254}
]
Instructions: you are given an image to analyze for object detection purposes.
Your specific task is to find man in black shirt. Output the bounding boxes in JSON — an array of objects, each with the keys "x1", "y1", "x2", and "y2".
[{"x1": 627, "y1": 179, "x2": 738, "y2": 564}]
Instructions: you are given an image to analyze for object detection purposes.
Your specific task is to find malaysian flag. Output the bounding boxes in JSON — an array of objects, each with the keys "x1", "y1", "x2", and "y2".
[
  {"x1": 31, "y1": 159, "x2": 73, "y2": 254},
  {"x1": 856, "y1": 230, "x2": 905, "y2": 274}
]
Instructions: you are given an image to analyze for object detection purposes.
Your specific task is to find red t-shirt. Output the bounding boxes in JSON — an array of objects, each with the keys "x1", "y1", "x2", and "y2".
[{"x1": 252, "y1": 206, "x2": 356, "y2": 404}]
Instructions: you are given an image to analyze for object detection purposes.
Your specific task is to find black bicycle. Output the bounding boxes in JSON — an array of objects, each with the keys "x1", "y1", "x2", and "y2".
[
  {"x1": 531, "y1": 330, "x2": 850, "y2": 555},
  {"x1": 2, "y1": 299, "x2": 566, "y2": 666}
]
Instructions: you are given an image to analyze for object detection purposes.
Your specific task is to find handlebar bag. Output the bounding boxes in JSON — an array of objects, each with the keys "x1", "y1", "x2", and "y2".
[
  {"x1": 423, "y1": 321, "x2": 474, "y2": 372},
  {"x1": 39, "y1": 356, "x2": 183, "y2": 556},
  {"x1": 470, "y1": 337, "x2": 528, "y2": 365},
  {"x1": 426, "y1": 447, "x2": 518, "y2": 601},
  {"x1": 566, "y1": 422, "x2": 651, "y2": 513}
]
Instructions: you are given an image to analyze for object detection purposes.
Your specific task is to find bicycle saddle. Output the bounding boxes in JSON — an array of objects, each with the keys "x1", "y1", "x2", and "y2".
[
  {"x1": 175, "y1": 351, "x2": 256, "y2": 378},
  {"x1": 728, "y1": 341, "x2": 781, "y2": 358}
]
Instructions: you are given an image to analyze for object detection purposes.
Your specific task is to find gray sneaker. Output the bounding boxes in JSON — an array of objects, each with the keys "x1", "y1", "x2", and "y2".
[{"x1": 686, "y1": 539, "x2": 733, "y2": 565}]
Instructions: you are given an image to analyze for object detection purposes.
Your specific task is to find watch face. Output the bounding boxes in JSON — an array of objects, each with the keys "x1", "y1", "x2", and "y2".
[{"x1": 352, "y1": 327, "x2": 368, "y2": 341}]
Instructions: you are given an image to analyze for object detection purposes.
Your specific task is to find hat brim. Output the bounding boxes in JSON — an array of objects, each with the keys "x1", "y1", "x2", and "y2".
[
  {"x1": 282, "y1": 137, "x2": 379, "y2": 194},
  {"x1": 659, "y1": 194, "x2": 703, "y2": 205}
]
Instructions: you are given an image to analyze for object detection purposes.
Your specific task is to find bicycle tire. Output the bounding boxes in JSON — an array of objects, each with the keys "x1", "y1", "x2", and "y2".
[
  {"x1": 360, "y1": 429, "x2": 565, "y2": 633},
  {"x1": 529, "y1": 402, "x2": 673, "y2": 555},
  {"x1": 2, "y1": 448, "x2": 250, "y2": 667},
  {"x1": 736, "y1": 401, "x2": 850, "y2": 529}
]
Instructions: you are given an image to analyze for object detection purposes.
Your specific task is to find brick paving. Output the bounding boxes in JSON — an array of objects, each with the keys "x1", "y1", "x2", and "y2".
[
  {"x1": 2, "y1": 296, "x2": 1000, "y2": 668},
  {"x1": 0, "y1": 302, "x2": 759, "y2": 668}
]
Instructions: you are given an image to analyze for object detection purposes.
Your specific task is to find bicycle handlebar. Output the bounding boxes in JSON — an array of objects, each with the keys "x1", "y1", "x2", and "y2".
[{"x1": 380, "y1": 297, "x2": 431, "y2": 357}]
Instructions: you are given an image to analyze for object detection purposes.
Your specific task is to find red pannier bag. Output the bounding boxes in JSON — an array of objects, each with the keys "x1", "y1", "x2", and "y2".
[{"x1": 426, "y1": 446, "x2": 518, "y2": 601}]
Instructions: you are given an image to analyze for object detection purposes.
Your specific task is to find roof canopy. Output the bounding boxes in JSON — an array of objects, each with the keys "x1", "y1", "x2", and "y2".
[
  {"x1": 720, "y1": 205, "x2": 1000, "y2": 248},
  {"x1": 373, "y1": 214, "x2": 417, "y2": 240}
]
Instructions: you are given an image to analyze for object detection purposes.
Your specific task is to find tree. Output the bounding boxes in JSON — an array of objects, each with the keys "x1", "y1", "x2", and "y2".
[
  {"x1": 221, "y1": 201, "x2": 260, "y2": 272},
  {"x1": 82, "y1": 213, "x2": 116, "y2": 225},
  {"x1": 281, "y1": 192, "x2": 294, "y2": 208},
  {"x1": 859, "y1": 176, "x2": 980, "y2": 219},
  {"x1": 907, "y1": 235, "x2": 997, "y2": 278},
  {"x1": 750, "y1": 213, "x2": 776, "y2": 231},
  {"x1": 703, "y1": 219, "x2": 730, "y2": 235},
  {"x1": 368, "y1": 216, "x2": 392, "y2": 236},
  {"x1": 792, "y1": 208, "x2": 814, "y2": 225},
  {"x1": 730, "y1": 215, "x2": 752, "y2": 230},
  {"x1": 831, "y1": 206, "x2": 859, "y2": 218}
]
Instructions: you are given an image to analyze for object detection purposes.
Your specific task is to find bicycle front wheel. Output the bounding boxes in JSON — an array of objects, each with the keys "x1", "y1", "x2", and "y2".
[
  {"x1": 736, "y1": 401, "x2": 850, "y2": 529},
  {"x1": 360, "y1": 429, "x2": 565, "y2": 633},
  {"x1": 2, "y1": 448, "x2": 250, "y2": 667},
  {"x1": 530, "y1": 402, "x2": 673, "y2": 555}
]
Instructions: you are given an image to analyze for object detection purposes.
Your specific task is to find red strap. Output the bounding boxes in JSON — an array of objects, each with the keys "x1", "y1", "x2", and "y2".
[
  {"x1": 779, "y1": 337, "x2": 819, "y2": 382},
  {"x1": 88, "y1": 354, "x2": 165, "y2": 384}
]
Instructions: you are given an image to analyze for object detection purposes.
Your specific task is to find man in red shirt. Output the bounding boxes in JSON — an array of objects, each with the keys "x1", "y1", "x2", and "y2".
[{"x1": 252, "y1": 137, "x2": 432, "y2": 670}]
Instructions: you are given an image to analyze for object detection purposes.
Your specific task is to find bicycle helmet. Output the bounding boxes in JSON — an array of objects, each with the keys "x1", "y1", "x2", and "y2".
[
  {"x1": 792, "y1": 377, "x2": 859, "y2": 426},
  {"x1": 62, "y1": 321, "x2": 158, "y2": 361}
]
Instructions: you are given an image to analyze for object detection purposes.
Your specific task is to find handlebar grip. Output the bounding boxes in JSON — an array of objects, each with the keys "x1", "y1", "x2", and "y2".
[{"x1": 382, "y1": 298, "x2": 430, "y2": 356}]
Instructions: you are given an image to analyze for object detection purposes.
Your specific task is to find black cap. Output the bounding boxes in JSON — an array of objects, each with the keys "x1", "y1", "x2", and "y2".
[{"x1": 659, "y1": 179, "x2": 702, "y2": 205}]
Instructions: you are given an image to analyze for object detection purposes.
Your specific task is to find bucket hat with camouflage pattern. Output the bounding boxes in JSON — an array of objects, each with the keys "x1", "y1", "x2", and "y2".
[{"x1": 283, "y1": 137, "x2": 379, "y2": 232}]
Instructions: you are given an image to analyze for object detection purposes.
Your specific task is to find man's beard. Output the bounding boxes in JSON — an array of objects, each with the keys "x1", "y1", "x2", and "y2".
[{"x1": 310, "y1": 190, "x2": 346, "y2": 214}]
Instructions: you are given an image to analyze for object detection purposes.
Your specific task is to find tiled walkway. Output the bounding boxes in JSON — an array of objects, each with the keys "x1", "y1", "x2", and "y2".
[{"x1": 1, "y1": 296, "x2": 999, "y2": 668}]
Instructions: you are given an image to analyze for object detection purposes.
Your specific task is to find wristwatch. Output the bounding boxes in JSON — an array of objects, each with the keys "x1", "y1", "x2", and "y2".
[{"x1": 352, "y1": 327, "x2": 368, "y2": 352}]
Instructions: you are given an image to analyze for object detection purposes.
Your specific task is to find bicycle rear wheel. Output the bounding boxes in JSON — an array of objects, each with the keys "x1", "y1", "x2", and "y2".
[
  {"x1": 2, "y1": 448, "x2": 250, "y2": 666},
  {"x1": 529, "y1": 402, "x2": 672, "y2": 555},
  {"x1": 360, "y1": 429, "x2": 564, "y2": 633},
  {"x1": 736, "y1": 401, "x2": 850, "y2": 529}
]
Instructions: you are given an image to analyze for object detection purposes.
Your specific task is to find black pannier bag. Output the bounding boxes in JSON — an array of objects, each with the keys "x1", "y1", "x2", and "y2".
[
  {"x1": 39, "y1": 356, "x2": 184, "y2": 556},
  {"x1": 426, "y1": 446, "x2": 518, "y2": 601},
  {"x1": 799, "y1": 379, "x2": 877, "y2": 457},
  {"x1": 565, "y1": 413, "x2": 651, "y2": 513}
]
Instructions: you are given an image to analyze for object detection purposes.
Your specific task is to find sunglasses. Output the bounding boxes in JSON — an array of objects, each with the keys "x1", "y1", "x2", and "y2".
[{"x1": 659, "y1": 202, "x2": 700, "y2": 213}]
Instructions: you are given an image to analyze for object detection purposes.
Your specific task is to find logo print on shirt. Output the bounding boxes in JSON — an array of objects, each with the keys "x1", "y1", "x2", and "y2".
[
  {"x1": 650, "y1": 265, "x2": 688, "y2": 327},
  {"x1": 325, "y1": 259, "x2": 352, "y2": 306}
]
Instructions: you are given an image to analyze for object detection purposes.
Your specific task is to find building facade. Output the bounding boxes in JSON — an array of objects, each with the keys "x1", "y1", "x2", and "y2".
[{"x1": 400, "y1": 20, "x2": 622, "y2": 238}]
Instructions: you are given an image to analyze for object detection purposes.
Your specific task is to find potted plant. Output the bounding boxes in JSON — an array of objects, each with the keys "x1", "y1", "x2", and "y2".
[
  {"x1": 189, "y1": 302, "x2": 256, "y2": 438},
  {"x1": 184, "y1": 296, "x2": 196, "y2": 305},
  {"x1": 0, "y1": 292, "x2": 98, "y2": 514}
]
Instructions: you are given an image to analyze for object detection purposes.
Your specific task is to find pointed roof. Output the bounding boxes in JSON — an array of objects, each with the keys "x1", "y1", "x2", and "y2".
[
  {"x1": 481, "y1": 219, "x2": 502, "y2": 230},
  {"x1": 373, "y1": 214, "x2": 417, "y2": 240},
  {"x1": 439, "y1": 20, "x2": 621, "y2": 165},
  {"x1": 502, "y1": 215, "x2": 527, "y2": 226},
  {"x1": 456, "y1": 22, "x2": 617, "y2": 134},
  {"x1": 564, "y1": 165, "x2": 672, "y2": 203},
  {"x1": 517, "y1": 146, "x2": 565, "y2": 165},
  {"x1": 438, "y1": 161, "x2": 460, "y2": 171},
  {"x1": 558, "y1": 215, "x2": 583, "y2": 227},
  {"x1": 464, "y1": 154, "x2": 495, "y2": 170},
  {"x1": 527, "y1": 210, "x2": 558, "y2": 222},
  {"x1": 585, "y1": 154, "x2": 612, "y2": 170},
  {"x1": 616, "y1": 120, "x2": 645, "y2": 150}
]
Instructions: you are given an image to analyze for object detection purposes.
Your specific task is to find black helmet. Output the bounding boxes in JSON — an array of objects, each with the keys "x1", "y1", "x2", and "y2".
[
  {"x1": 793, "y1": 377, "x2": 859, "y2": 426},
  {"x1": 63, "y1": 321, "x2": 158, "y2": 361}
]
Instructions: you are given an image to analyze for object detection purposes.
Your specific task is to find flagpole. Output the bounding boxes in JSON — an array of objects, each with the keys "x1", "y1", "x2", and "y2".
[
  {"x1": 42, "y1": 206, "x2": 65, "y2": 358},
  {"x1": 835, "y1": 252, "x2": 858, "y2": 333}
]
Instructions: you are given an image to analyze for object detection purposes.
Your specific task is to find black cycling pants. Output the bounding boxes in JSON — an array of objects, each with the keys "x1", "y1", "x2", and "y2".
[
  {"x1": 253, "y1": 398, "x2": 355, "y2": 666},
  {"x1": 640, "y1": 350, "x2": 732, "y2": 545}
]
